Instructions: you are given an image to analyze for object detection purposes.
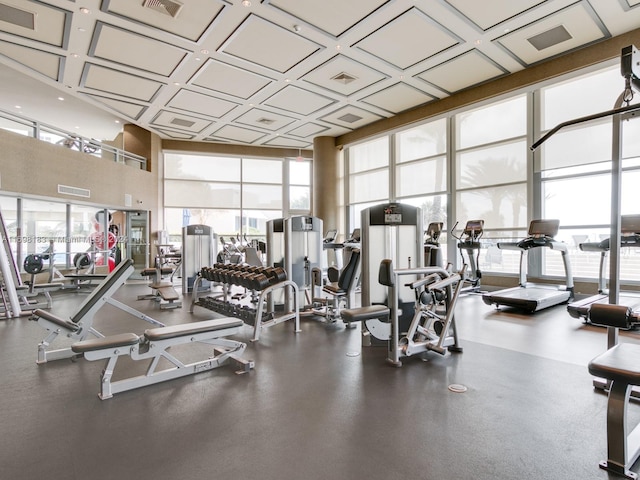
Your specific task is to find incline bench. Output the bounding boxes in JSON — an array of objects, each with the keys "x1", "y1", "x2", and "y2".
[
  {"x1": 588, "y1": 303, "x2": 640, "y2": 479},
  {"x1": 30, "y1": 259, "x2": 164, "y2": 364},
  {"x1": 71, "y1": 317, "x2": 254, "y2": 399},
  {"x1": 138, "y1": 266, "x2": 182, "y2": 310}
]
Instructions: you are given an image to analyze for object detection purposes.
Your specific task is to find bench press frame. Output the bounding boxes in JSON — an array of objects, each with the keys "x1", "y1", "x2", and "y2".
[
  {"x1": 71, "y1": 318, "x2": 254, "y2": 399},
  {"x1": 30, "y1": 259, "x2": 164, "y2": 364}
]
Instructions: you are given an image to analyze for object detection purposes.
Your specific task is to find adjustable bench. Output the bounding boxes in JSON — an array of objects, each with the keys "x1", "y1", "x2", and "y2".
[
  {"x1": 30, "y1": 259, "x2": 165, "y2": 364},
  {"x1": 138, "y1": 266, "x2": 182, "y2": 310},
  {"x1": 588, "y1": 303, "x2": 640, "y2": 479},
  {"x1": 71, "y1": 317, "x2": 253, "y2": 399}
]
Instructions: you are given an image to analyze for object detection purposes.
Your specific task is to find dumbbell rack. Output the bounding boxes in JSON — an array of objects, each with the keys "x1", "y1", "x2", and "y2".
[{"x1": 190, "y1": 263, "x2": 300, "y2": 342}]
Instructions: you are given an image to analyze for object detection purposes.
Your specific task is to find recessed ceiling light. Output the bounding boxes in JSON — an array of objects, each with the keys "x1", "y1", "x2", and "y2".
[
  {"x1": 474, "y1": 39, "x2": 482, "y2": 45},
  {"x1": 58, "y1": 97, "x2": 64, "y2": 101},
  {"x1": 78, "y1": 27, "x2": 86, "y2": 32},
  {"x1": 241, "y1": 0, "x2": 251, "y2": 6},
  {"x1": 195, "y1": 57, "x2": 201, "y2": 61},
  {"x1": 71, "y1": 53, "x2": 79, "y2": 58},
  {"x1": 285, "y1": 78, "x2": 291, "y2": 83},
  {"x1": 15, "y1": 105, "x2": 21, "y2": 109},
  {"x1": 115, "y1": 120, "x2": 120, "y2": 124},
  {"x1": 336, "y1": 45, "x2": 341, "y2": 51},
  {"x1": 200, "y1": 49, "x2": 209, "y2": 55},
  {"x1": 75, "y1": 126, "x2": 80, "y2": 129},
  {"x1": 79, "y1": 7, "x2": 91, "y2": 14},
  {"x1": 173, "y1": 82, "x2": 180, "y2": 86}
]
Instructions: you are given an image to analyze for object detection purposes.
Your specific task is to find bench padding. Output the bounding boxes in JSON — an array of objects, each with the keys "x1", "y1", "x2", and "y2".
[
  {"x1": 144, "y1": 318, "x2": 243, "y2": 341},
  {"x1": 72, "y1": 333, "x2": 140, "y2": 353},
  {"x1": 341, "y1": 305, "x2": 390, "y2": 323},
  {"x1": 588, "y1": 343, "x2": 640, "y2": 385},
  {"x1": 32, "y1": 309, "x2": 80, "y2": 332}
]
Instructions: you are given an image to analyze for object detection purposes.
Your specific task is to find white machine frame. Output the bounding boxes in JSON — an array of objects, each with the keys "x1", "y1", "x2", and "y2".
[
  {"x1": 30, "y1": 259, "x2": 165, "y2": 364},
  {"x1": 71, "y1": 317, "x2": 254, "y2": 399}
]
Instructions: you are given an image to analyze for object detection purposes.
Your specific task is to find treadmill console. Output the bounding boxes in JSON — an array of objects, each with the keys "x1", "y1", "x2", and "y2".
[
  {"x1": 621, "y1": 214, "x2": 640, "y2": 235},
  {"x1": 323, "y1": 229, "x2": 338, "y2": 243},
  {"x1": 528, "y1": 219, "x2": 559, "y2": 238}
]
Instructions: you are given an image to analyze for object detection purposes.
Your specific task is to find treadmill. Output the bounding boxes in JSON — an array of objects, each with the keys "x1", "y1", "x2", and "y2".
[
  {"x1": 567, "y1": 214, "x2": 640, "y2": 327},
  {"x1": 482, "y1": 219, "x2": 574, "y2": 313}
]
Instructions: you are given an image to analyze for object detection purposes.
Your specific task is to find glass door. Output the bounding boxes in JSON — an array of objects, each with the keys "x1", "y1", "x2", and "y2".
[{"x1": 126, "y1": 210, "x2": 149, "y2": 279}]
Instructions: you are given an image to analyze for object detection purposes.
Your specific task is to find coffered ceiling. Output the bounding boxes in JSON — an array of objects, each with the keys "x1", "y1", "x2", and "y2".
[{"x1": 0, "y1": 0, "x2": 638, "y2": 147}]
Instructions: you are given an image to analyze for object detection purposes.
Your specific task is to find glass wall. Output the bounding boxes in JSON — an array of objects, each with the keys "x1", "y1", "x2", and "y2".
[
  {"x1": 344, "y1": 60, "x2": 640, "y2": 283},
  {"x1": 163, "y1": 153, "x2": 309, "y2": 249},
  {"x1": 539, "y1": 65, "x2": 640, "y2": 280}
]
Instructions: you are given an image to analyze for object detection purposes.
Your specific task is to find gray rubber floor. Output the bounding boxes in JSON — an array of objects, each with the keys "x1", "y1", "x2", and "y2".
[{"x1": 1, "y1": 283, "x2": 638, "y2": 480}]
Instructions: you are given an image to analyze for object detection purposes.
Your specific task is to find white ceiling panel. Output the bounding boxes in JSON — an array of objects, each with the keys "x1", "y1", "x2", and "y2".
[
  {"x1": 263, "y1": 86, "x2": 336, "y2": 116},
  {"x1": 0, "y1": 0, "x2": 637, "y2": 144},
  {"x1": 0, "y1": 0, "x2": 68, "y2": 46},
  {"x1": 354, "y1": 8, "x2": 461, "y2": 69},
  {"x1": 220, "y1": 14, "x2": 321, "y2": 73},
  {"x1": 90, "y1": 23, "x2": 188, "y2": 77},
  {"x1": 444, "y1": 0, "x2": 546, "y2": 30},
  {"x1": 190, "y1": 60, "x2": 272, "y2": 99},
  {"x1": 233, "y1": 108, "x2": 297, "y2": 131},
  {"x1": 156, "y1": 129, "x2": 195, "y2": 140},
  {"x1": 590, "y1": 0, "x2": 640, "y2": 36},
  {"x1": 0, "y1": 41, "x2": 60, "y2": 80},
  {"x1": 166, "y1": 90, "x2": 238, "y2": 118},
  {"x1": 286, "y1": 123, "x2": 331, "y2": 138},
  {"x1": 267, "y1": 0, "x2": 390, "y2": 37},
  {"x1": 151, "y1": 110, "x2": 212, "y2": 133},
  {"x1": 360, "y1": 83, "x2": 435, "y2": 114},
  {"x1": 101, "y1": 0, "x2": 225, "y2": 42},
  {"x1": 301, "y1": 55, "x2": 387, "y2": 96},
  {"x1": 84, "y1": 94, "x2": 147, "y2": 120},
  {"x1": 263, "y1": 136, "x2": 310, "y2": 148},
  {"x1": 497, "y1": 3, "x2": 608, "y2": 66},
  {"x1": 320, "y1": 105, "x2": 383, "y2": 129},
  {"x1": 81, "y1": 64, "x2": 164, "y2": 102},
  {"x1": 417, "y1": 50, "x2": 507, "y2": 93},
  {"x1": 209, "y1": 124, "x2": 267, "y2": 144}
]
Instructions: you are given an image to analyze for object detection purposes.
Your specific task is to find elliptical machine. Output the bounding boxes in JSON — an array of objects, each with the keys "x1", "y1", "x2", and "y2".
[
  {"x1": 424, "y1": 222, "x2": 443, "y2": 268},
  {"x1": 451, "y1": 220, "x2": 484, "y2": 294}
]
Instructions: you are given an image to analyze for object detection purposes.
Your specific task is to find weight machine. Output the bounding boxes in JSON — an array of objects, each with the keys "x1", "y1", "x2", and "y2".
[
  {"x1": 360, "y1": 202, "x2": 424, "y2": 342},
  {"x1": 266, "y1": 216, "x2": 323, "y2": 307},
  {"x1": 181, "y1": 224, "x2": 215, "y2": 294}
]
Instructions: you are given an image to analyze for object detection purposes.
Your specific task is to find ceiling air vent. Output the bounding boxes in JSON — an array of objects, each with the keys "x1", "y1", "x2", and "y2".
[
  {"x1": 142, "y1": 0, "x2": 183, "y2": 18},
  {"x1": 170, "y1": 117, "x2": 195, "y2": 128},
  {"x1": 0, "y1": 3, "x2": 36, "y2": 29},
  {"x1": 331, "y1": 72, "x2": 357, "y2": 85},
  {"x1": 58, "y1": 184, "x2": 90, "y2": 198},
  {"x1": 256, "y1": 117, "x2": 276, "y2": 125},
  {"x1": 338, "y1": 113, "x2": 362, "y2": 123},
  {"x1": 527, "y1": 25, "x2": 572, "y2": 51}
]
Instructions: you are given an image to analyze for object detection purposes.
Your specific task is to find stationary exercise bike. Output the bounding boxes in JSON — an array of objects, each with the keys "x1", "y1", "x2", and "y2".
[{"x1": 451, "y1": 219, "x2": 484, "y2": 294}]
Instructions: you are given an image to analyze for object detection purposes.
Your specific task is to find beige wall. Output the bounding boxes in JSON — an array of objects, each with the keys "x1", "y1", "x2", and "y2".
[{"x1": 0, "y1": 128, "x2": 158, "y2": 209}]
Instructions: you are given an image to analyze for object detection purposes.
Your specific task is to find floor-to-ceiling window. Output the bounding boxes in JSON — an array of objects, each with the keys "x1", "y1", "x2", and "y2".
[
  {"x1": 395, "y1": 117, "x2": 448, "y2": 260},
  {"x1": 347, "y1": 136, "x2": 389, "y2": 229},
  {"x1": 539, "y1": 64, "x2": 640, "y2": 280},
  {"x1": 454, "y1": 94, "x2": 528, "y2": 275},
  {"x1": 163, "y1": 152, "x2": 309, "y2": 248}
]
